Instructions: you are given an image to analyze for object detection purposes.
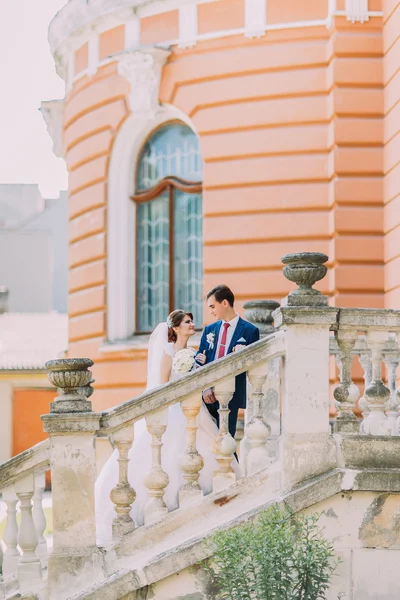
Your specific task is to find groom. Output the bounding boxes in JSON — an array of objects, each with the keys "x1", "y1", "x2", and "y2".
[{"x1": 196, "y1": 284, "x2": 260, "y2": 438}]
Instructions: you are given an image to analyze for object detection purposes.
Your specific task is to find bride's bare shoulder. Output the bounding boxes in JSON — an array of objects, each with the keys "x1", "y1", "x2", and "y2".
[{"x1": 165, "y1": 343, "x2": 175, "y2": 357}]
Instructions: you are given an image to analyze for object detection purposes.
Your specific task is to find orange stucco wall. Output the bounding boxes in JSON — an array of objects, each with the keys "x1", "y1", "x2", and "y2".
[
  {"x1": 12, "y1": 389, "x2": 52, "y2": 456},
  {"x1": 62, "y1": 0, "x2": 400, "y2": 411},
  {"x1": 384, "y1": 0, "x2": 400, "y2": 307}
]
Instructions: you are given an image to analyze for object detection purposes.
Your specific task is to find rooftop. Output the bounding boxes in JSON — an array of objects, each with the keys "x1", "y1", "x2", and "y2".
[{"x1": 0, "y1": 312, "x2": 68, "y2": 371}]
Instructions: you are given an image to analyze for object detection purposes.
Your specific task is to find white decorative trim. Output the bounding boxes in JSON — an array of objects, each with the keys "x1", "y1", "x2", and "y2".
[
  {"x1": 178, "y1": 3, "x2": 198, "y2": 48},
  {"x1": 326, "y1": 0, "x2": 336, "y2": 28},
  {"x1": 345, "y1": 0, "x2": 369, "y2": 23},
  {"x1": 245, "y1": 0, "x2": 267, "y2": 39},
  {"x1": 88, "y1": 30, "x2": 99, "y2": 75},
  {"x1": 125, "y1": 15, "x2": 141, "y2": 50},
  {"x1": 40, "y1": 99, "x2": 65, "y2": 159},
  {"x1": 49, "y1": 0, "x2": 384, "y2": 87},
  {"x1": 107, "y1": 105, "x2": 197, "y2": 342},
  {"x1": 117, "y1": 48, "x2": 170, "y2": 117}
]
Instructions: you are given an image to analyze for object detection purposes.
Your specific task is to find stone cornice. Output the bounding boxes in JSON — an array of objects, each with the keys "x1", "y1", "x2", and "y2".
[{"x1": 48, "y1": 0, "x2": 383, "y2": 83}]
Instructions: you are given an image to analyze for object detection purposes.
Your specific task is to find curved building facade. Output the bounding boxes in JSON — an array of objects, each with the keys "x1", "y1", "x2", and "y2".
[{"x1": 43, "y1": 0, "x2": 400, "y2": 409}]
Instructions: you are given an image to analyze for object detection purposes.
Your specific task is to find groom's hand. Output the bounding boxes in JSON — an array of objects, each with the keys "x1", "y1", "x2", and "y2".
[
  {"x1": 203, "y1": 388, "x2": 217, "y2": 404},
  {"x1": 196, "y1": 352, "x2": 206, "y2": 365}
]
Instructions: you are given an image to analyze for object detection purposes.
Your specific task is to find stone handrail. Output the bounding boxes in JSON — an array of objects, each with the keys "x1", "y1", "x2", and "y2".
[
  {"x1": 100, "y1": 330, "x2": 285, "y2": 432},
  {"x1": 0, "y1": 439, "x2": 50, "y2": 489}
]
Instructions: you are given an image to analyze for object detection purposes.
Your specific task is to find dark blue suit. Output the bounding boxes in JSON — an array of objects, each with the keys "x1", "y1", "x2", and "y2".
[{"x1": 197, "y1": 317, "x2": 260, "y2": 437}]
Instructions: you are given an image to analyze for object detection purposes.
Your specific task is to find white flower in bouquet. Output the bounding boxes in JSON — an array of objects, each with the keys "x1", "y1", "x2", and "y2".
[{"x1": 172, "y1": 349, "x2": 195, "y2": 374}]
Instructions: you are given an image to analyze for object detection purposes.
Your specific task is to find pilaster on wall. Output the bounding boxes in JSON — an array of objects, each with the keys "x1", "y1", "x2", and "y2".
[{"x1": 327, "y1": 14, "x2": 384, "y2": 308}]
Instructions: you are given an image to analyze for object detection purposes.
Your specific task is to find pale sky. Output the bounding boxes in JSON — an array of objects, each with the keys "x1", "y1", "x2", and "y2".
[{"x1": 0, "y1": 0, "x2": 69, "y2": 198}]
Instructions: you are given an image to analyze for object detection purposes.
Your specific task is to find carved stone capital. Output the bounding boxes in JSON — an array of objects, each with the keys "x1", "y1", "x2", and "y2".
[
  {"x1": 40, "y1": 100, "x2": 65, "y2": 159},
  {"x1": 117, "y1": 48, "x2": 171, "y2": 116}
]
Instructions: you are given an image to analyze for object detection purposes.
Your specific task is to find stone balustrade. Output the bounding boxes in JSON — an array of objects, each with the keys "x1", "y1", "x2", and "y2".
[
  {"x1": 2, "y1": 252, "x2": 400, "y2": 599},
  {"x1": 0, "y1": 440, "x2": 50, "y2": 597}
]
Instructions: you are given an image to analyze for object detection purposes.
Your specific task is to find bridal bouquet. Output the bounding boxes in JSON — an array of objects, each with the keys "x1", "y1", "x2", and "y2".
[{"x1": 173, "y1": 349, "x2": 195, "y2": 374}]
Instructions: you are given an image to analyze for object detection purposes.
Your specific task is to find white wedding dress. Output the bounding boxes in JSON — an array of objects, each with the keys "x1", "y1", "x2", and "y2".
[{"x1": 95, "y1": 323, "x2": 241, "y2": 546}]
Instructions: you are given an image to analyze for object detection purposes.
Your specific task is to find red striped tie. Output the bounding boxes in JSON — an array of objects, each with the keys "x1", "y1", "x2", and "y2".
[{"x1": 218, "y1": 322, "x2": 230, "y2": 359}]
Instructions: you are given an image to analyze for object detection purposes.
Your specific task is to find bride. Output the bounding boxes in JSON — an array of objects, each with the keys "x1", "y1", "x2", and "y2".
[{"x1": 95, "y1": 309, "x2": 240, "y2": 544}]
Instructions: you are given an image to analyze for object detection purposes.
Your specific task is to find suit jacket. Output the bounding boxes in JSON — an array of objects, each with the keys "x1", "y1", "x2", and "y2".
[{"x1": 197, "y1": 317, "x2": 260, "y2": 409}]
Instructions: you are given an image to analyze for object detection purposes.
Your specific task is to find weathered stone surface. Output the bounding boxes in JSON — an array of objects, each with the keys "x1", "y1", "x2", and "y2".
[
  {"x1": 352, "y1": 549, "x2": 400, "y2": 599},
  {"x1": 335, "y1": 435, "x2": 400, "y2": 470},
  {"x1": 243, "y1": 300, "x2": 280, "y2": 336},
  {"x1": 354, "y1": 470, "x2": 400, "y2": 492},
  {"x1": 0, "y1": 440, "x2": 49, "y2": 488},
  {"x1": 46, "y1": 358, "x2": 94, "y2": 414},
  {"x1": 281, "y1": 251, "x2": 328, "y2": 307},
  {"x1": 359, "y1": 493, "x2": 400, "y2": 548}
]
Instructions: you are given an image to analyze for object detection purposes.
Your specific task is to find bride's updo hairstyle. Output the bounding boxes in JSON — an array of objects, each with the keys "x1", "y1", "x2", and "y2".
[{"x1": 167, "y1": 310, "x2": 194, "y2": 343}]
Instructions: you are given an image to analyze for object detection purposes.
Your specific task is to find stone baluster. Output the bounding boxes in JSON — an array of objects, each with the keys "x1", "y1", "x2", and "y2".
[
  {"x1": 212, "y1": 378, "x2": 237, "y2": 492},
  {"x1": 2, "y1": 486, "x2": 20, "y2": 579},
  {"x1": 241, "y1": 300, "x2": 281, "y2": 470},
  {"x1": 179, "y1": 394, "x2": 204, "y2": 507},
  {"x1": 110, "y1": 424, "x2": 136, "y2": 538},
  {"x1": 43, "y1": 358, "x2": 103, "y2": 600},
  {"x1": 333, "y1": 330, "x2": 360, "y2": 433},
  {"x1": 14, "y1": 473, "x2": 42, "y2": 591},
  {"x1": 144, "y1": 409, "x2": 169, "y2": 524},
  {"x1": 357, "y1": 335, "x2": 372, "y2": 434},
  {"x1": 32, "y1": 470, "x2": 48, "y2": 567},
  {"x1": 363, "y1": 331, "x2": 391, "y2": 436},
  {"x1": 383, "y1": 334, "x2": 400, "y2": 436},
  {"x1": 244, "y1": 363, "x2": 271, "y2": 475}
]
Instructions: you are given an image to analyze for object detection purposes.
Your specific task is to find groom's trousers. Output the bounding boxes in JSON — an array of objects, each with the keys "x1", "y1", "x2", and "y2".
[{"x1": 205, "y1": 401, "x2": 239, "y2": 439}]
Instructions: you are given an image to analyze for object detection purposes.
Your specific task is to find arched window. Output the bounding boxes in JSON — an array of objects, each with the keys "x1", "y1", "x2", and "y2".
[{"x1": 132, "y1": 122, "x2": 203, "y2": 333}]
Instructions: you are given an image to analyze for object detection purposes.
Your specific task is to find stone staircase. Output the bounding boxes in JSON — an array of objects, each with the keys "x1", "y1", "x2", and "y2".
[{"x1": 2, "y1": 253, "x2": 400, "y2": 600}]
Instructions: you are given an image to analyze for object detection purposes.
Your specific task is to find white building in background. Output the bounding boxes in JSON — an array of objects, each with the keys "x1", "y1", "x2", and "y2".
[{"x1": 0, "y1": 184, "x2": 68, "y2": 314}]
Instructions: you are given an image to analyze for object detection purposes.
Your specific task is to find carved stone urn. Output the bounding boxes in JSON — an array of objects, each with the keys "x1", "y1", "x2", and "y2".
[
  {"x1": 281, "y1": 252, "x2": 329, "y2": 306},
  {"x1": 243, "y1": 300, "x2": 280, "y2": 336},
  {"x1": 46, "y1": 358, "x2": 94, "y2": 413}
]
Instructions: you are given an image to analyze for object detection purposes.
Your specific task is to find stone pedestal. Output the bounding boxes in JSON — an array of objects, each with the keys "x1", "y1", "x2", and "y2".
[
  {"x1": 276, "y1": 252, "x2": 337, "y2": 489},
  {"x1": 42, "y1": 359, "x2": 103, "y2": 600}
]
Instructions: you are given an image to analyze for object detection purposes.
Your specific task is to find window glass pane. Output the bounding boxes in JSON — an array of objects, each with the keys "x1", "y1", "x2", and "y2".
[
  {"x1": 174, "y1": 190, "x2": 203, "y2": 328},
  {"x1": 137, "y1": 193, "x2": 169, "y2": 332},
  {"x1": 137, "y1": 123, "x2": 203, "y2": 191}
]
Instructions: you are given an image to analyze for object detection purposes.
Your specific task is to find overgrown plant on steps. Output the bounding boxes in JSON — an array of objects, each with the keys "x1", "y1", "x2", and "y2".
[{"x1": 204, "y1": 504, "x2": 343, "y2": 600}]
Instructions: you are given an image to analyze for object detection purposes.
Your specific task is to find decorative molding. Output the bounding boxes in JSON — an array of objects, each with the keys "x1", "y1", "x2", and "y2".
[
  {"x1": 245, "y1": 0, "x2": 266, "y2": 38},
  {"x1": 326, "y1": 0, "x2": 336, "y2": 28},
  {"x1": 40, "y1": 100, "x2": 65, "y2": 159},
  {"x1": 345, "y1": 0, "x2": 369, "y2": 23},
  {"x1": 47, "y1": 0, "x2": 383, "y2": 87},
  {"x1": 117, "y1": 48, "x2": 170, "y2": 117},
  {"x1": 178, "y1": 3, "x2": 198, "y2": 48},
  {"x1": 107, "y1": 105, "x2": 197, "y2": 342}
]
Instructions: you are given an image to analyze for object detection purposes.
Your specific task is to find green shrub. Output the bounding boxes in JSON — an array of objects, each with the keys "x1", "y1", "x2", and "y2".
[{"x1": 205, "y1": 504, "x2": 342, "y2": 600}]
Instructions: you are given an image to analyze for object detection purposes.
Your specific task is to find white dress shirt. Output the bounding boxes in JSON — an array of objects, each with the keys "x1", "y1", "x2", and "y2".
[{"x1": 215, "y1": 314, "x2": 240, "y2": 357}]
